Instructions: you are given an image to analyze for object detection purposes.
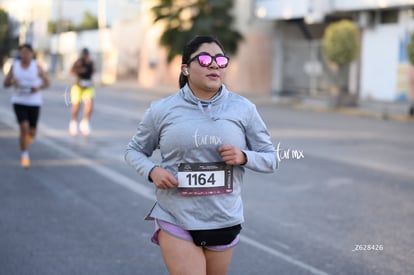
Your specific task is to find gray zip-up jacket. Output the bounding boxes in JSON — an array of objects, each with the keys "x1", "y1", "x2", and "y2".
[{"x1": 125, "y1": 84, "x2": 277, "y2": 230}]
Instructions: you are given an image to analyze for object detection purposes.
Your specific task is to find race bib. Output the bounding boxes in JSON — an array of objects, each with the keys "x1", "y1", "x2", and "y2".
[
  {"x1": 79, "y1": 80, "x2": 92, "y2": 88},
  {"x1": 18, "y1": 86, "x2": 32, "y2": 93},
  {"x1": 177, "y1": 162, "x2": 233, "y2": 196}
]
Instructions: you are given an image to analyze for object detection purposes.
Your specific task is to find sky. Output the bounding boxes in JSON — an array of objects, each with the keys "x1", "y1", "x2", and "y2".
[
  {"x1": 55, "y1": 0, "x2": 98, "y2": 23},
  {"x1": 54, "y1": 0, "x2": 141, "y2": 25},
  {"x1": 0, "y1": 0, "x2": 141, "y2": 26}
]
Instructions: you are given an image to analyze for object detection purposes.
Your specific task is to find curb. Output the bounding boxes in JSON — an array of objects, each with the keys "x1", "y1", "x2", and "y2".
[
  {"x1": 246, "y1": 95, "x2": 414, "y2": 123},
  {"x1": 290, "y1": 102, "x2": 414, "y2": 122}
]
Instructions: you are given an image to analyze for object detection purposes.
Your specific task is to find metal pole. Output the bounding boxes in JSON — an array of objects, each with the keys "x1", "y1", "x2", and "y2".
[
  {"x1": 53, "y1": 0, "x2": 63, "y2": 75},
  {"x1": 98, "y1": 0, "x2": 107, "y2": 29}
]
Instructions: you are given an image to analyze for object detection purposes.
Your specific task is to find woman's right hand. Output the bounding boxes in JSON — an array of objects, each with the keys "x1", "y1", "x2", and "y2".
[
  {"x1": 150, "y1": 167, "x2": 178, "y2": 189},
  {"x1": 12, "y1": 79, "x2": 19, "y2": 88}
]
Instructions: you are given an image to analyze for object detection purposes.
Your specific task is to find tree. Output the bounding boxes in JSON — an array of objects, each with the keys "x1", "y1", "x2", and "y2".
[
  {"x1": 323, "y1": 20, "x2": 359, "y2": 66},
  {"x1": 151, "y1": 0, "x2": 243, "y2": 62},
  {"x1": 0, "y1": 9, "x2": 13, "y2": 67},
  {"x1": 48, "y1": 11, "x2": 97, "y2": 34},
  {"x1": 406, "y1": 32, "x2": 414, "y2": 65},
  {"x1": 78, "y1": 11, "x2": 98, "y2": 31},
  {"x1": 47, "y1": 21, "x2": 58, "y2": 34},
  {"x1": 406, "y1": 31, "x2": 414, "y2": 114},
  {"x1": 48, "y1": 19, "x2": 76, "y2": 34},
  {"x1": 323, "y1": 19, "x2": 360, "y2": 106}
]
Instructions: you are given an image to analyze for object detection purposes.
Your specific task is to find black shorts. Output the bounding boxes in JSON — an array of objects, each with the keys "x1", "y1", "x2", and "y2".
[{"x1": 13, "y1": 104, "x2": 41, "y2": 128}]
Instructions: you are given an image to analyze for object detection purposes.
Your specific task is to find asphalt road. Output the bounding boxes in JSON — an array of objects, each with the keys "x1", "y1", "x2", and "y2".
[{"x1": 1, "y1": 82, "x2": 413, "y2": 275}]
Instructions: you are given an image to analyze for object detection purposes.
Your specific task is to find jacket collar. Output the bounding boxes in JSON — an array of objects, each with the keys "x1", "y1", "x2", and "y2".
[{"x1": 180, "y1": 83, "x2": 228, "y2": 106}]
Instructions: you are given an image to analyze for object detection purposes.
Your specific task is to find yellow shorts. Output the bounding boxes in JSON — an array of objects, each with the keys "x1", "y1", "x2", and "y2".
[{"x1": 70, "y1": 85, "x2": 95, "y2": 105}]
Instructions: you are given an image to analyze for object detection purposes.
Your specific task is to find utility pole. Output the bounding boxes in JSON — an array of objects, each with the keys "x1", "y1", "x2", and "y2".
[
  {"x1": 52, "y1": 0, "x2": 63, "y2": 75},
  {"x1": 98, "y1": 0, "x2": 107, "y2": 29},
  {"x1": 56, "y1": 0, "x2": 62, "y2": 37}
]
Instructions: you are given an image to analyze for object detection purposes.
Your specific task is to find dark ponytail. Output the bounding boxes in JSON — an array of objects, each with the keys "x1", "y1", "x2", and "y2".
[
  {"x1": 179, "y1": 35, "x2": 225, "y2": 88},
  {"x1": 179, "y1": 72, "x2": 188, "y2": 89}
]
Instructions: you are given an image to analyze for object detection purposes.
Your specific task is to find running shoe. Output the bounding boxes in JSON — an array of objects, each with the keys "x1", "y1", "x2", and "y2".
[
  {"x1": 79, "y1": 120, "x2": 91, "y2": 136},
  {"x1": 69, "y1": 120, "x2": 78, "y2": 136},
  {"x1": 21, "y1": 155, "x2": 30, "y2": 169}
]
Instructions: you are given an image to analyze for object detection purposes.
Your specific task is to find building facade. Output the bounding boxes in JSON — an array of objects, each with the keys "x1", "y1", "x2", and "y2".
[
  {"x1": 0, "y1": 0, "x2": 142, "y2": 82},
  {"x1": 1, "y1": 0, "x2": 277, "y2": 95},
  {"x1": 255, "y1": 0, "x2": 414, "y2": 102}
]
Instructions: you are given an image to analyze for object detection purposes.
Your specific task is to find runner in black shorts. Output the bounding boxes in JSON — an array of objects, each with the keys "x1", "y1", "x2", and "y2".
[{"x1": 3, "y1": 44, "x2": 49, "y2": 168}]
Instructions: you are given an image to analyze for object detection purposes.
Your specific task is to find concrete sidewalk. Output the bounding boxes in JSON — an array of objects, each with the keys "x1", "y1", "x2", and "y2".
[{"x1": 290, "y1": 96, "x2": 414, "y2": 122}]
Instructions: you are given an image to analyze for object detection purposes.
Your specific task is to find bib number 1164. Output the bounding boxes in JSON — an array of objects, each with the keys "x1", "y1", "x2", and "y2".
[
  {"x1": 186, "y1": 172, "x2": 216, "y2": 186},
  {"x1": 177, "y1": 162, "x2": 232, "y2": 195},
  {"x1": 178, "y1": 171, "x2": 225, "y2": 188}
]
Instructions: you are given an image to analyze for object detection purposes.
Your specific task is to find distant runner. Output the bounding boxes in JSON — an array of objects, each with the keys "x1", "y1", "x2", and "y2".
[
  {"x1": 69, "y1": 48, "x2": 95, "y2": 136},
  {"x1": 3, "y1": 43, "x2": 50, "y2": 168}
]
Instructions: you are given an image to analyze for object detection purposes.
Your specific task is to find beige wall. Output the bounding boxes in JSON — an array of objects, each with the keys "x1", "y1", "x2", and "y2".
[
  {"x1": 137, "y1": 0, "x2": 276, "y2": 95},
  {"x1": 112, "y1": 20, "x2": 143, "y2": 78},
  {"x1": 225, "y1": 30, "x2": 274, "y2": 95},
  {"x1": 226, "y1": 0, "x2": 275, "y2": 94}
]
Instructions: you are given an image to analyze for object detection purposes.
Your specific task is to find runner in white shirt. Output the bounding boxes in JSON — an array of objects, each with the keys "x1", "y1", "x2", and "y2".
[{"x1": 3, "y1": 44, "x2": 49, "y2": 168}]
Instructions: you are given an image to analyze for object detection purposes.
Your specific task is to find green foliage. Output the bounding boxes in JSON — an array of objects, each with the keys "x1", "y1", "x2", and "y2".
[
  {"x1": 47, "y1": 21, "x2": 57, "y2": 34},
  {"x1": 406, "y1": 32, "x2": 414, "y2": 65},
  {"x1": 0, "y1": 8, "x2": 11, "y2": 65},
  {"x1": 323, "y1": 20, "x2": 360, "y2": 66},
  {"x1": 78, "y1": 11, "x2": 98, "y2": 31},
  {"x1": 48, "y1": 11, "x2": 97, "y2": 34},
  {"x1": 151, "y1": 0, "x2": 243, "y2": 62},
  {"x1": 0, "y1": 9, "x2": 8, "y2": 38},
  {"x1": 0, "y1": 9, "x2": 9, "y2": 41},
  {"x1": 48, "y1": 20, "x2": 76, "y2": 34}
]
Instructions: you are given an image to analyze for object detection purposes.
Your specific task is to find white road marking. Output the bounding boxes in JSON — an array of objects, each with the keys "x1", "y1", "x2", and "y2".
[{"x1": 240, "y1": 235, "x2": 330, "y2": 275}]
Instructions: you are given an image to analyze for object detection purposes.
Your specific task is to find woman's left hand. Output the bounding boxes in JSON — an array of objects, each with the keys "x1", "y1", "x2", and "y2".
[{"x1": 218, "y1": 145, "x2": 247, "y2": 165}]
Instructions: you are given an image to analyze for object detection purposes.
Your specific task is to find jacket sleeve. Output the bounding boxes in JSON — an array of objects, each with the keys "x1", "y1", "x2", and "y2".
[
  {"x1": 242, "y1": 105, "x2": 278, "y2": 173},
  {"x1": 124, "y1": 107, "x2": 159, "y2": 181}
]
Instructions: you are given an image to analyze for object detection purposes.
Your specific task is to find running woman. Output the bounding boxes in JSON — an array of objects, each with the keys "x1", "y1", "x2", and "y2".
[
  {"x1": 3, "y1": 43, "x2": 50, "y2": 168},
  {"x1": 125, "y1": 35, "x2": 278, "y2": 275},
  {"x1": 69, "y1": 48, "x2": 95, "y2": 136}
]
